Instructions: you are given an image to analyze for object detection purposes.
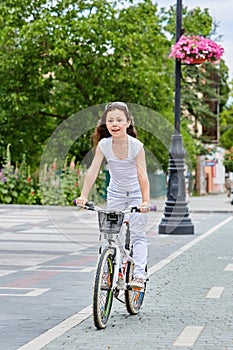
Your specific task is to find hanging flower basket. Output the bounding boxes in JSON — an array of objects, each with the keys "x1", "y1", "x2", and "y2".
[
  {"x1": 189, "y1": 57, "x2": 206, "y2": 65},
  {"x1": 169, "y1": 35, "x2": 224, "y2": 65}
]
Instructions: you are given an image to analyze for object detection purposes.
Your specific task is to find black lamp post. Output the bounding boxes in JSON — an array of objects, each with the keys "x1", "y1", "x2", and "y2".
[{"x1": 158, "y1": 0, "x2": 194, "y2": 234}]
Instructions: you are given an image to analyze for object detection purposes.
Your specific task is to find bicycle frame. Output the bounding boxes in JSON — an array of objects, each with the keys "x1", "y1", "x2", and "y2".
[
  {"x1": 102, "y1": 225, "x2": 134, "y2": 291},
  {"x1": 74, "y1": 200, "x2": 156, "y2": 329},
  {"x1": 76, "y1": 201, "x2": 156, "y2": 291}
]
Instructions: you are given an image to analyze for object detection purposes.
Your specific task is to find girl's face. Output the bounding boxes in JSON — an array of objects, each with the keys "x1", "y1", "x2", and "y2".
[{"x1": 105, "y1": 108, "x2": 130, "y2": 138}]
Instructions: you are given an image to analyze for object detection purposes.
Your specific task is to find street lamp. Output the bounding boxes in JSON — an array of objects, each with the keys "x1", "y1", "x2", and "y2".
[{"x1": 158, "y1": 0, "x2": 194, "y2": 234}]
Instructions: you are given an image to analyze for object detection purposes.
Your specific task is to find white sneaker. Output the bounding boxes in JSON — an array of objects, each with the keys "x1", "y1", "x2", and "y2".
[{"x1": 130, "y1": 277, "x2": 145, "y2": 289}]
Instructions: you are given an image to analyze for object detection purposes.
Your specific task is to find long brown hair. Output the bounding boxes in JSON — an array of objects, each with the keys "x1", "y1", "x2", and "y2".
[{"x1": 92, "y1": 102, "x2": 137, "y2": 147}]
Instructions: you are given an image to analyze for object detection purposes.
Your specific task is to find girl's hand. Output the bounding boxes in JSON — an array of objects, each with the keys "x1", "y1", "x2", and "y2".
[
  {"x1": 140, "y1": 201, "x2": 150, "y2": 212},
  {"x1": 75, "y1": 195, "x2": 88, "y2": 206}
]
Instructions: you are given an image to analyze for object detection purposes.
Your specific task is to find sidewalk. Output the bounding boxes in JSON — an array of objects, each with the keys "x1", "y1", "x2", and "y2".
[
  {"x1": 37, "y1": 208, "x2": 233, "y2": 350},
  {"x1": 153, "y1": 193, "x2": 233, "y2": 213},
  {"x1": 1, "y1": 196, "x2": 232, "y2": 350}
]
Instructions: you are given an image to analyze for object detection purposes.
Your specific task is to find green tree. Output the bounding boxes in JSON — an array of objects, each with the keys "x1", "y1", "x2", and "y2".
[
  {"x1": 0, "y1": 0, "x2": 174, "y2": 170},
  {"x1": 220, "y1": 104, "x2": 233, "y2": 150},
  {"x1": 161, "y1": 4, "x2": 230, "y2": 148},
  {"x1": 0, "y1": 0, "x2": 230, "y2": 176}
]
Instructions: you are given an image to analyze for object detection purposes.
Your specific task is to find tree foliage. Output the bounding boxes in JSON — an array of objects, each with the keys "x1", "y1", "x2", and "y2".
[
  {"x1": 0, "y1": 0, "x2": 174, "y2": 170},
  {"x1": 220, "y1": 104, "x2": 233, "y2": 150},
  {"x1": 0, "y1": 0, "x2": 231, "y2": 176}
]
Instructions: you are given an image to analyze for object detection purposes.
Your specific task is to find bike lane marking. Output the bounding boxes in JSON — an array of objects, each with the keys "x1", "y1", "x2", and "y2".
[
  {"x1": 206, "y1": 286, "x2": 225, "y2": 299},
  {"x1": 17, "y1": 216, "x2": 233, "y2": 350},
  {"x1": 224, "y1": 263, "x2": 233, "y2": 271},
  {"x1": 173, "y1": 326, "x2": 204, "y2": 347},
  {"x1": 17, "y1": 305, "x2": 92, "y2": 350},
  {"x1": 0, "y1": 287, "x2": 50, "y2": 297}
]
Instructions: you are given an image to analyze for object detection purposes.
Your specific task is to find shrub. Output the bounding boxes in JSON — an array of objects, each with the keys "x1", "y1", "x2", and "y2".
[
  {"x1": 0, "y1": 145, "x2": 37, "y2": 204},
  {"x1": 0, "y1": 145, "x2": 106, "y2": 205}
]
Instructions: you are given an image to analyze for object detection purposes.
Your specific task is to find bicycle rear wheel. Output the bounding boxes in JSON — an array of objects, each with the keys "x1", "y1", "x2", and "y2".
[
  {"x1": 124, "y1": 260, "x2": 146, "y2": 315},
  {"x1": 93, "y1": 247, "x2": 115, "y2": 329}
]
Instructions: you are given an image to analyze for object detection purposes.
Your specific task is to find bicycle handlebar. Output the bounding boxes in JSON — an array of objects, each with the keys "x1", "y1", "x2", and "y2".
[{"x1": 74, "y1": 199, "x2": 157, "y2": 213}]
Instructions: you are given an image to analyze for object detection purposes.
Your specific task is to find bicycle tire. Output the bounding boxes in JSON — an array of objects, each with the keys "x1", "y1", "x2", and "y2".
[
  {"x1": 93, "y1": 247, "x2": 115, "y2": 329},
  {"x1": 124, "y1": 260, "x2": 146, "y2": 315}
]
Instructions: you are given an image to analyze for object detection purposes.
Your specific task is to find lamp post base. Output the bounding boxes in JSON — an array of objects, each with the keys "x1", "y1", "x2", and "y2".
[
  {"x1": 158, "y1": 200, "x2": 194, "y2": 234},
  {"x1": 158, "y1": 134, "x2": 194, "y2": 235}
]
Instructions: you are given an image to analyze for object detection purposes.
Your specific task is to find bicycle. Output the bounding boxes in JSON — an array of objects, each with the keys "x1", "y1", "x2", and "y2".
[{"x1": 75, "y1": 201, "x2": 156, "y2": 329}]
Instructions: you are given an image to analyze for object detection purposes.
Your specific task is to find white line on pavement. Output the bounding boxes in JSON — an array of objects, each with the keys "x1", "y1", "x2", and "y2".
[
  {"x1": 173, "y1": 326, "x2": 204, "y2": 346},
  {"x1": 224, "y1": 263, "x2": 233, "y2": 271},
  {"x1": 0, "y1": 287, "x2": 50, "y2": 297},
  {"x1": 24, "y1": 265, "x2": 96, "y2": 273},
  {"x1": 80, "y1": 267, "x2": 96, "y2": 272},
  {"x1": 17, "y1": 306, "x2": 92, "y2": 350},
  {"x1": 0, "y1": 270, "x2": 17, "y2": 277},
  {"x1": 206, "y1": 287, "x2": 225, "y2": 299},
  {"x1": 17, "y1": 216, "x2": 233, "y2": 350}
]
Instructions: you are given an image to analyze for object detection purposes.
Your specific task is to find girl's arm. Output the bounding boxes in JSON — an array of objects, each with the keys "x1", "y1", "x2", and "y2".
[
  {"x1": 76, "y1": 145, "x2": 104, "y2": 205},
  {"x1": 136, "y1": 147, "x2": 150, "y2": 210}
]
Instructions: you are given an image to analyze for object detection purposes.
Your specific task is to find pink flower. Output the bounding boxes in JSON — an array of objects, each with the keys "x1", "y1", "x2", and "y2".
[
  {"x1": 169, "y1": 35, "x2": 224, "y2": 64},
  {"x1": 70, "y1": 161, "x2": 75, "y2": 169}
]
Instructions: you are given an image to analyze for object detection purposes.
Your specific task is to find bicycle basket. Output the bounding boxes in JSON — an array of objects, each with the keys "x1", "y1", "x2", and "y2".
[{"x1": 98, "y1": 211, "x2": 125, "y2": 234}]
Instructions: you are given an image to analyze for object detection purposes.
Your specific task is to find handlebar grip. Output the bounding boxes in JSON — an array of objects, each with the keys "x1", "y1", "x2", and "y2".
[
  {"x1": 150, "y1": 205, "x2": 157, "y2": 212},
  {"x1": 73, "y1": 199, "x2": 95, "y2": 210},
  {"x1": 130, "y1": 205, "x2": 157, "y2": 212},
  {"x1": 73, "y1": 198, "x2": 89, "y2": 206},
  {"x1": 85, "y1": 201, "x2": 95, "y2": 210}
]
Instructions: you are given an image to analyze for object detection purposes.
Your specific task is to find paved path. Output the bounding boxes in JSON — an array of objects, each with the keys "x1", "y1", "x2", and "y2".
[
  {"x1": 155, "y1": 193, "x2": 233, "y2": 213},
  {"x1": 41, "y1": 215, "x2": 233, "y2": 350},
  {"x1": 0, "y1": 194, "x2": 232, "y2": 350}
]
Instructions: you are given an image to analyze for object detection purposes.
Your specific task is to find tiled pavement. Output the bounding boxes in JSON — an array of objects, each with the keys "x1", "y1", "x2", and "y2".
[
  {"x1": 40, "y1": 216, "x2": 233, "y2": 350},
  {"x1": 0, "y1": 194, "x2": 232, "y2": 350}
]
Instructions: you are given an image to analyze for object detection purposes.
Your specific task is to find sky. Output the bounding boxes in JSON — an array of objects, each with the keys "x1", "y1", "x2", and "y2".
[{"x1": 157, "y1": 0, "x2": 233, "y2": 81}]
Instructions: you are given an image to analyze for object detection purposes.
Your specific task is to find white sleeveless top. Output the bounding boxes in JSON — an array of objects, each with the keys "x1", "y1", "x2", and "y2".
[{"x1": 99, "y1": 135, "x2": 143, "y2": 192}]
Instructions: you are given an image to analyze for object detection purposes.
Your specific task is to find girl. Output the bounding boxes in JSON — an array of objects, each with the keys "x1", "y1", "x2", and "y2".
[{"x1": 76, "y1": 102, "x2": 150, "y2": 288}]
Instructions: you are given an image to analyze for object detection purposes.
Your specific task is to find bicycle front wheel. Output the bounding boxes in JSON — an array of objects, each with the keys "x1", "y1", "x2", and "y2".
[
  {"x1": 125, "y1": 260, "x2": 146, "y2": 315},
  {"x1": 93, "y1": 247, "x2": 115, "y2": 329}
]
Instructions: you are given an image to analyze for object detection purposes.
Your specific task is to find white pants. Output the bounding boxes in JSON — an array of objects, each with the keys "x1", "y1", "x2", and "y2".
[{"x1": 107, "y1": 187, "x2": 148, "y2": 279}]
